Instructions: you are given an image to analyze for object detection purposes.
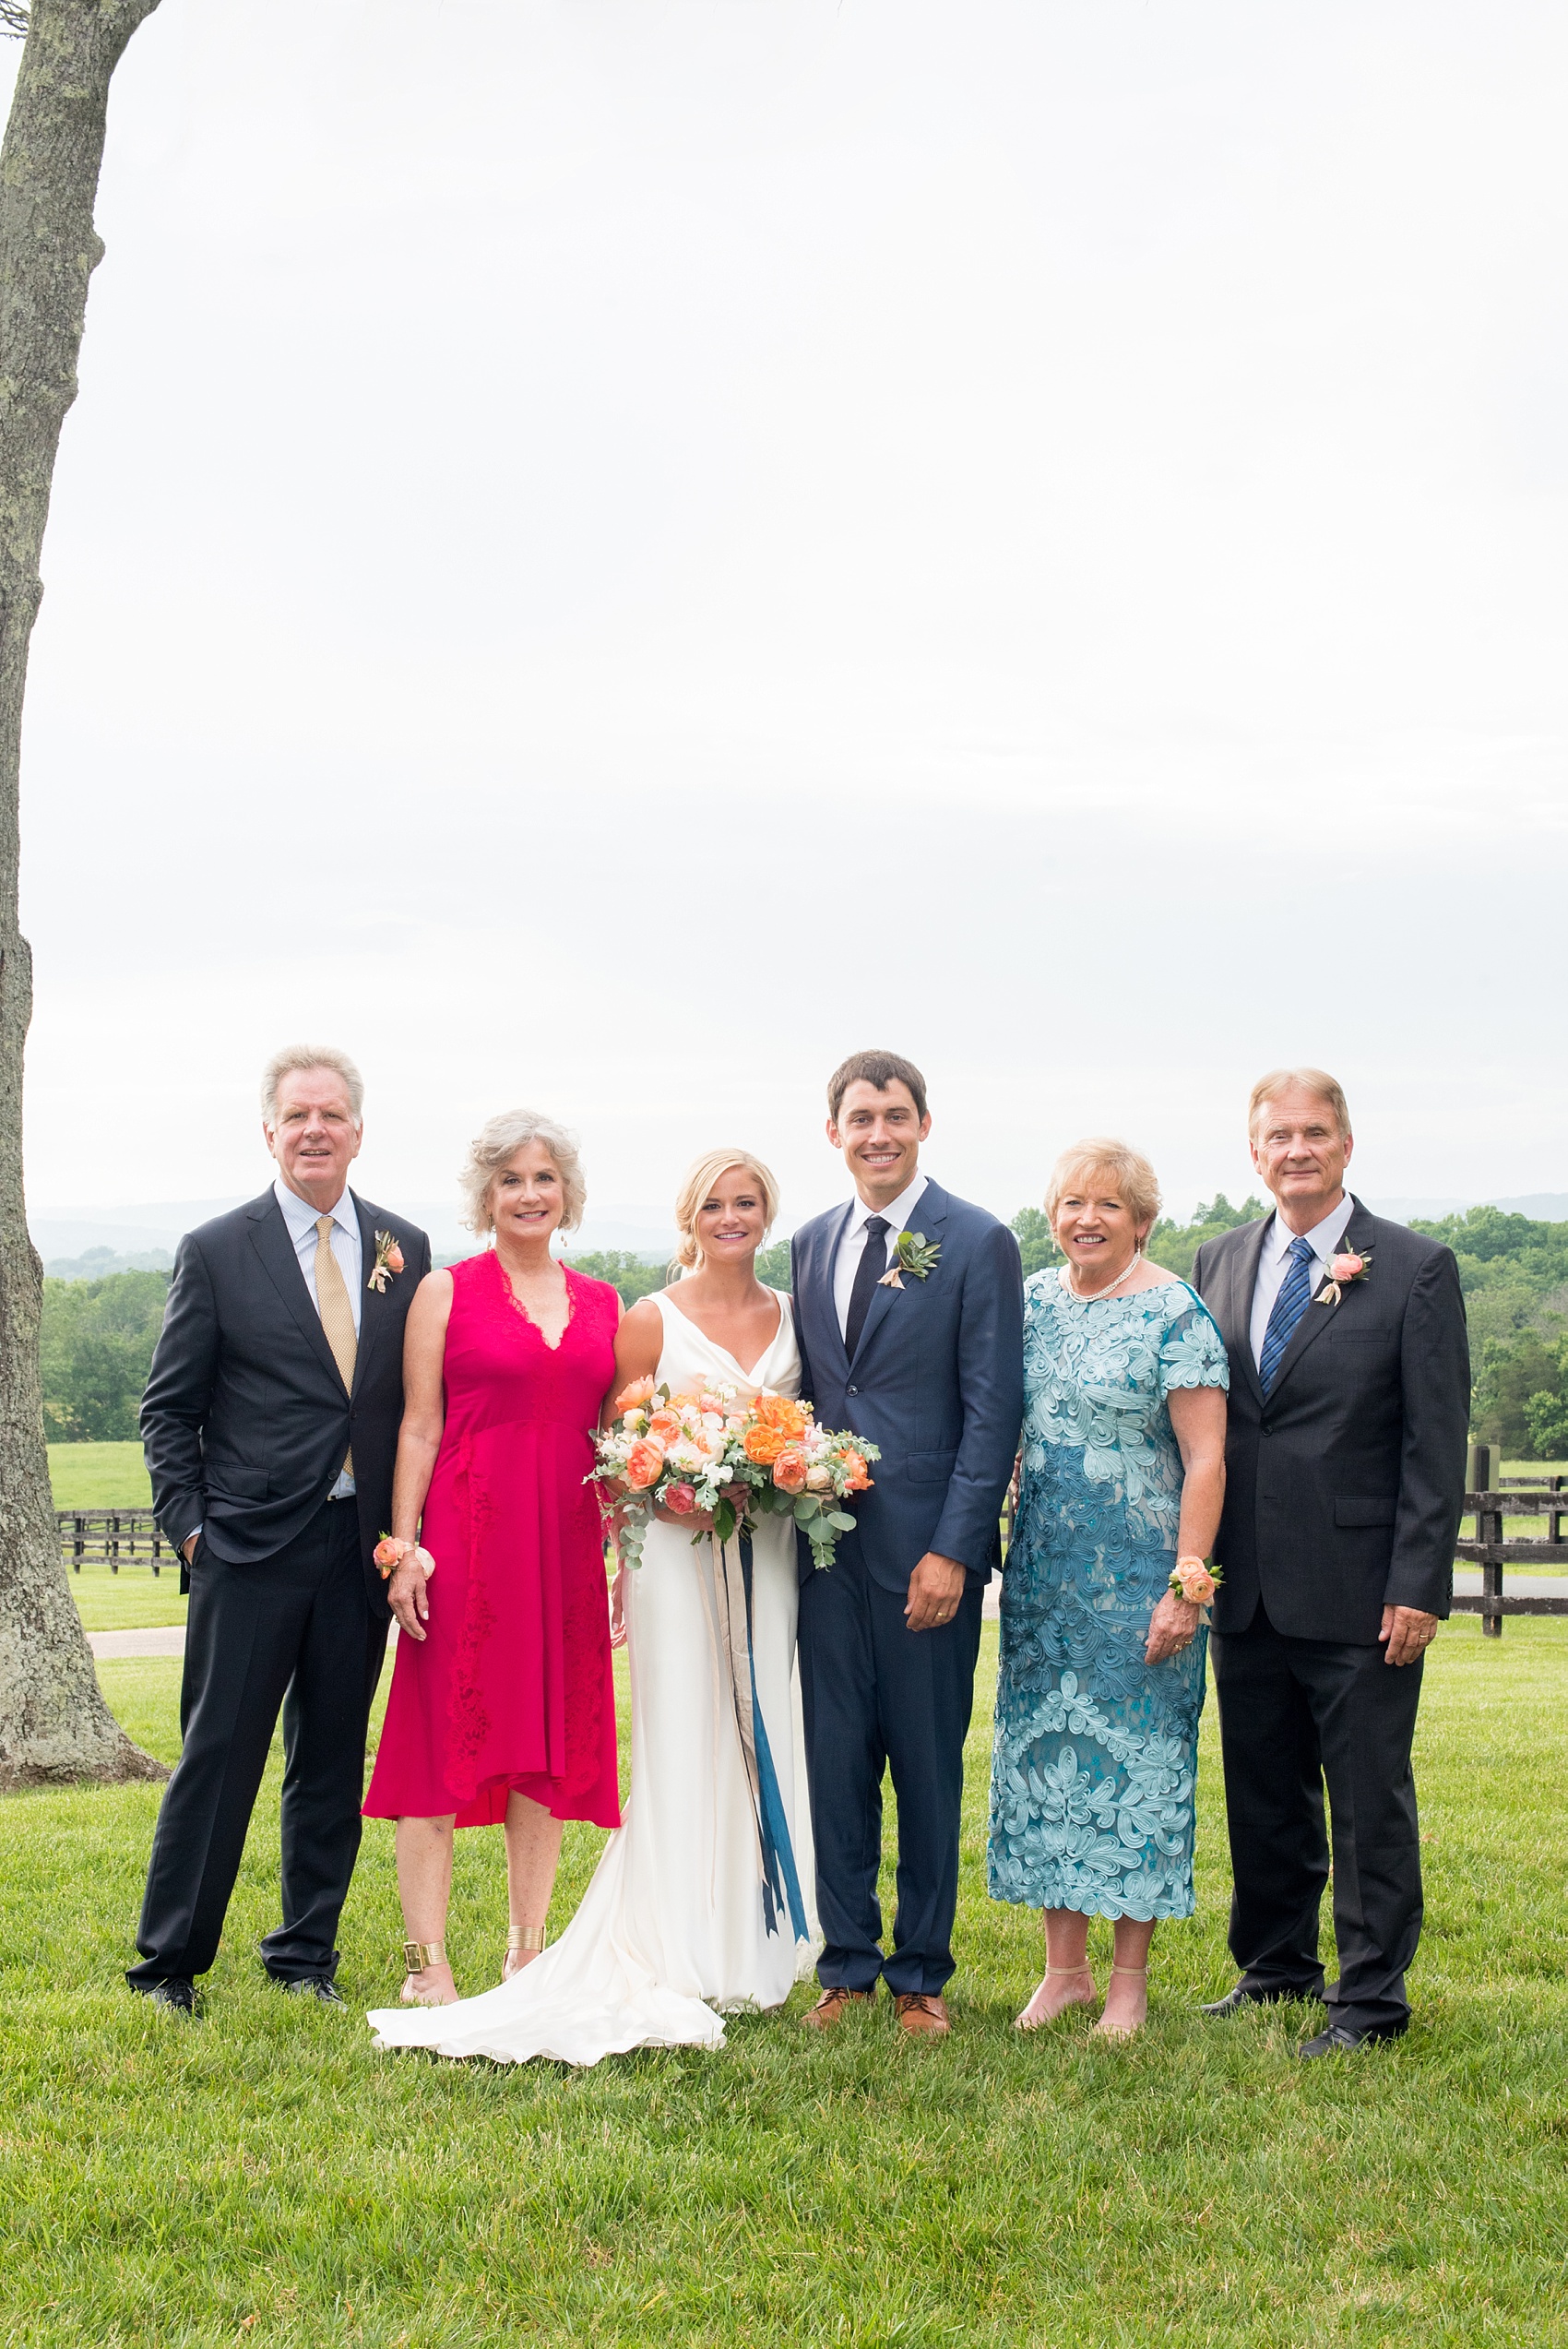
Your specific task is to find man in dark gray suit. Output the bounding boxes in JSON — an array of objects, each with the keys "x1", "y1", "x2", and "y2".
[
  {"x1": 128, "y1": 1046, "x2": 429, "y2": 2012},
  {"x1": 1193, "y1": 1067, "x2": 1468, "y2": 2055}
]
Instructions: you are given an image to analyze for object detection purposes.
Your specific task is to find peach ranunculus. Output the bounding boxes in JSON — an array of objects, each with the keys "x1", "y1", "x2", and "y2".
[
  {"x1": 1170, "y1": 1561, "x2": 1217, "y2": 1605},
  {"x1": 663, "y1": 1482, "x2": 698, "y2": 1516},
  {"x1": 1328, "y1": 1251, "x2": 1365, "y2": 1283},
  {"x1": 385, "y1": 1242, "x2": 405, "y2": 1275},
  {"x1": 612, "y1": 1376, "x2": 657, "y2": 1416},
  {"x1": 624, "y1": 1438, "x2": 666, "y2": 1492},
  {"x1": 647, "y1": 1410, "x2": 683, "y2": 1445},
  {"x1": 839, "y1": 1450, "x2": 871, "y2": 1493},
  {"x1": 772, "y1": 1446, "x2": 810, "y2": 1495}
]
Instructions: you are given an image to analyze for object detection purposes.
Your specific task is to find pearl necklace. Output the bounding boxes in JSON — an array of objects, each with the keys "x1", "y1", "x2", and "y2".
[{"x1": 1061, "y1": 1248, "x2": 1144, "y2": 1302}]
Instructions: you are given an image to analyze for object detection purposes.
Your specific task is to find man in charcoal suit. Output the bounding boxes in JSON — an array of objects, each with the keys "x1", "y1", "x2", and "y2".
[
  {"x1": 1193, "y1": 1067, "x2": 1469, "y2": 2054},
  {"x1": 128, "y1": 1046, "x2": 429, "y2": 2012},
  {"x1": 790, "y1": 1049, "x2": 1023, "y2": 2038}
]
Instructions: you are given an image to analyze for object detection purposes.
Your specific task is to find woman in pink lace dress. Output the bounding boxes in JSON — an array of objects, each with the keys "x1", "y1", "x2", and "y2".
[{"x1": 363, "y1": 1110, "x2": 621, "y2": 2006}]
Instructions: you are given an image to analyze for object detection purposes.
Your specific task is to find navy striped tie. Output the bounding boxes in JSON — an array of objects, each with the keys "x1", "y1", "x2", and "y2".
[{"x1": 1259, "y1": 1235, "x2": 1316, "y2": 1396}]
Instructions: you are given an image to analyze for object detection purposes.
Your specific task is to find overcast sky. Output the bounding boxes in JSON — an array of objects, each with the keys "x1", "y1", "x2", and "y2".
[{"x1": 11, "y1": 0, "x2": 1566, "y2": 1236}]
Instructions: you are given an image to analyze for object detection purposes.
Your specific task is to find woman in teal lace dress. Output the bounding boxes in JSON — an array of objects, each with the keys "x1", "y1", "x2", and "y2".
[{"x1": 988, "y1": 1140, "x2": 1229, "y2": 2039}]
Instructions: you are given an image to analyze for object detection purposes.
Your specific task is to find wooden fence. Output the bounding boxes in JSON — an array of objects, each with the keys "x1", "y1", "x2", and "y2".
[
  {"x1": 57, "y1": 1509, "x2": 171, "y2": 1572},
  {"x1": 1454, "y1": 1442, "x2": 1568, "y2": 1638}
]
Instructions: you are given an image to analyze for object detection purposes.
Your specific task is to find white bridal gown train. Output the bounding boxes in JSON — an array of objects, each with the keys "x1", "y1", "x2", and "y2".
[{"x1": 367, "y1": 1287, "x2": 818, "y2": 2068}]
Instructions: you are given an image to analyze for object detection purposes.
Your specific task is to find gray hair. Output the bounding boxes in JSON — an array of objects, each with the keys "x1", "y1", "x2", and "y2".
[
  {"x1": 261, "y1": 1044, "x2": 364, "y2": 1127},
  {"x1": 459, "y1": 1108, "x2": 587, "y2": 1237}
]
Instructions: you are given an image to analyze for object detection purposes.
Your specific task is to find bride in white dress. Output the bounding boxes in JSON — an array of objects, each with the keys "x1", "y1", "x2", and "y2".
[{"x1": 368, "y1": 1150, "x2": 818, "y2": 2067}]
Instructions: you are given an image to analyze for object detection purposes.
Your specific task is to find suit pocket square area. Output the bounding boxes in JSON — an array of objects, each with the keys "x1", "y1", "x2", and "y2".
[
  {"x1": 907, "y1": 1450, "x2": 958, "y2": 1484},
  {"x1": 205, "y1": 1464, "x2": 269, "y2": 1502},
  {"x1": 1334, "y1": 1496, "x2": 1397, "y2": 1528}
]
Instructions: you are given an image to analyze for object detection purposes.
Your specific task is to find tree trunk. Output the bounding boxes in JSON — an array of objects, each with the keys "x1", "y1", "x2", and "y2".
[{"x1": 0, "y1": 0, "x2": 164, "y2": 1788}]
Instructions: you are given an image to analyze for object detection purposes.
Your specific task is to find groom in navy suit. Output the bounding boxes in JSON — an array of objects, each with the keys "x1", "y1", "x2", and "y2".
[{"x1": 791, "y1": 1051, "x2": 1023, "y2": 2036}]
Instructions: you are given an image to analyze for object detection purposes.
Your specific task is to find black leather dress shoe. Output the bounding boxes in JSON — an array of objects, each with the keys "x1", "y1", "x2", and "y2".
[
  {"x1": 131, "y1": 1976, "x2": 196, "y2": 2014},
  {"x1": 1297, "y1": 2017, "x2": 1408, "y2": 2058},
  {"x1": 279, "y1": 1975, "x2": 345, "y2": 2006},
  {"x1": 1201, "y1": 1984, "x2": 1321, "y2": 2018}
]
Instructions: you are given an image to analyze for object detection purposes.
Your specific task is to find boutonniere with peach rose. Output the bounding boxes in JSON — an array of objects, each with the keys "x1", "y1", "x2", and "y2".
[
  {"x1": 367, "y1": 1230, "x2": 405, "y2": 1294},
  {"x1": 1315, "y1": 1244, "x2": 1372, "y2": 1308},
  {"x1": 879, "y1": 1230, "x2": 942, "y2": 1291}
]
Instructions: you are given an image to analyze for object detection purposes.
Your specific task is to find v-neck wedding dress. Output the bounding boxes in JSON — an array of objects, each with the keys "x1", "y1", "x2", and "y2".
[{"x1": 368, "y1": 1286, "x2": 818, "y2": 2067}]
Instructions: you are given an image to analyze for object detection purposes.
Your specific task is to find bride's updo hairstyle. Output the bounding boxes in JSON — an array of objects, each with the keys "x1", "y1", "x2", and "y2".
[
  {"x1": 1044, "y1": 1139, "x2": 1162, "y2": 1238},
  {"x1": 671, "y1": 1149, "x2": 780, "y2": 1276},
  {"x1": 459, "y1": 1108, "x2": 588, "y2": 1238}
]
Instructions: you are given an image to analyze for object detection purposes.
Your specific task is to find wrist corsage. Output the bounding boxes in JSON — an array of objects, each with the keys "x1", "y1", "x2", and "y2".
[
  {"x1": 1169, "y1": 1556, "x2": 1219, "y2": 1604},
  {"x1": 374, "y1": 1534, "x2": 435, "y2": 1581}
]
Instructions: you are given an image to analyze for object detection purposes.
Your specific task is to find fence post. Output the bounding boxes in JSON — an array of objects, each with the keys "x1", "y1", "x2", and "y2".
[{"x1": 1467, "y1": 1441, "x2": 1503, "y2": 1638}]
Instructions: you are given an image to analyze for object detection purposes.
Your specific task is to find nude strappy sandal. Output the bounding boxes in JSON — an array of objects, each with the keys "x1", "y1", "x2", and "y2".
[
  {"x1": 1091, "y1": 1962, "x2": 1148, "y2": 2040},
  {"x1": 1016, "y1": 1963, "x2": 1098, "y2": 2032}
]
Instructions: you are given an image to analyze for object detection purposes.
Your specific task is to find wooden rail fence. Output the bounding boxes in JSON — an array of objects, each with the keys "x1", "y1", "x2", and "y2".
[
  {"x1": 55, "y1": 1447, "x2": 1568, "y2": 1635},
  {"x1": 57, "y1": 1509, "x2": 171, "y2": 1572},
  {"x1": 1455, "y1": 1442, "x2": 1568, "y2": 1639}
]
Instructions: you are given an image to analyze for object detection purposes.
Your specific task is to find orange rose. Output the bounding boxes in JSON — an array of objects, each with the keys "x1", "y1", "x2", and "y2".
[
  {"x1": 385, "y1": 1241, "x2": 406, "y2": 1275},
  {"x1": 840, "y1": 1451, "x2": 871, "y2": 1494},
  {"x1": 624, "y1": 1438, "x2": 665, "y2": 1491},
  {"x1": 772, "y1": 1446, "x2": 810, "y2": 1495},
  {"x1": 744, "y1": 1424, "x2": 785, "y2": 1464},
  {"x1": 647, "y1": 1410, "x2": 683, "y2": 1444},
  {"x1": 612, "y1": 1377, "x2": 657, "y2": 1415}
]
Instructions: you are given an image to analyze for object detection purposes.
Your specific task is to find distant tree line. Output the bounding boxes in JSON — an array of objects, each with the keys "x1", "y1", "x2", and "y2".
[
  {"x1": 45, "y1": 1205, "x2": 1568, "y2": 1457},
  {"x1": 41, "y1": 1270, "x2": 169, "y2": 1442}
]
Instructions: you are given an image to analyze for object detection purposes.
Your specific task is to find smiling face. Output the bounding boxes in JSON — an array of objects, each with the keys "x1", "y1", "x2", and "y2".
[
  {"x1": 1251, "y1": 1084, "x2": 1353, "y2": 1232},
  {"x1": 1052, "y1": 1172, "x2": 1147, "y2": 1287},
  {"x1": 828, "y1": 1079, "x2": 931, "y2": 1210},
  {"x1": 693, "y1": 1164, "x2": 769, "y2": 1270},
  {"x1": 488, "y1": 1140, "x2": 566, "y2": 1246},
  {"x1": 265, "y1": 1067, "x2": 362, "y2": 1210}
]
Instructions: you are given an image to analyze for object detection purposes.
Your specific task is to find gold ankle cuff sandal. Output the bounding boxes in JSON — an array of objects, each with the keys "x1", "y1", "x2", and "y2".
[
  {"x1": 403, "y1": 1938, "x2": 446, "y2": 1973},
  {"x1": 507, "y1": 1926, "x2": 548, "y2": 1957}
]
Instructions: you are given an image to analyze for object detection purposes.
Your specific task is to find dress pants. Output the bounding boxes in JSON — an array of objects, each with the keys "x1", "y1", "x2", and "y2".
[
  {"x1": 1210, "y1": 1604, "x2": 1426, "y2": 2031},
  {"x1": 797, "y1": 1535, "x2": 983, "y2": 1997},
  {"x1": 128, "y1": 1499, "x2": 387, "y2": 1987}
]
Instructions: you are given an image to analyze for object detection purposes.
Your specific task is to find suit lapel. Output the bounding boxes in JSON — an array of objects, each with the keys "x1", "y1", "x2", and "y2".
[
  {"x1": 1264, "y1": 1195, "x2": 1372, "y2": 1402},
  {"x1": 246, "y1": 1192, "x2": 344, "y2": 1389},
  {"x1": 1226, "y1": 1218, "x2": 1269, "y2": 1407},
  {"x1": 849, "y1": 1181, "x2": 949, "y2": 1371},
  {"x1": 351, "y1": 1195, "x2": 388, "y2": 1398}
]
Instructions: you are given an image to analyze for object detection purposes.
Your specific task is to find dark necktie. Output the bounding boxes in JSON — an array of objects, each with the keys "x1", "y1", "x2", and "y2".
[
  {"x1": 1258, "y1": 1234, "x2": 1316, "y2": 1396},
  {"x1": 844, "y1": 1215, "x2": 890, "y2": 1359}
]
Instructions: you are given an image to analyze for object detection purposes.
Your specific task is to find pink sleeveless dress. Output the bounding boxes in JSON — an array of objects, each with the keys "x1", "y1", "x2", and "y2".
[{"x1": 364, "y1": 1254, "x2": 621, "y2": 1831}]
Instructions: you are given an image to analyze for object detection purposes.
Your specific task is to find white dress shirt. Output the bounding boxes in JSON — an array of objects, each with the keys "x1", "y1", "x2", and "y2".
[
  {"x1": 1249, "y1": 1191, "x2": 1356, "y2": 1370},
  {"x1": 274, "y1": 1175, "x2": 362, "y2": 1496},
  {"x1": 833, "y1": 1172, "x2": 930, "y2": 1342},
  {"x1": 273, "y1": 1175, "x2": 363, "y2": 1335}
]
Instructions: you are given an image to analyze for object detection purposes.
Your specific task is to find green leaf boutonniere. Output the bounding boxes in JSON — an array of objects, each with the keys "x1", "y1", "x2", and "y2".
[{"x1": 880, "y1": 1230, "x2": 942, "y2": 1292}]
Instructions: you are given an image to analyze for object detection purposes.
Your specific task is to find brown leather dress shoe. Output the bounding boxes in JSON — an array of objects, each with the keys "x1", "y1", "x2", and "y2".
[
  {"x1": 894, "y1": 1992, "x2": 950, "y2": 2038},
  {"x1": 802, "y1": 1985, "x2": 874, "y2": 2031}
]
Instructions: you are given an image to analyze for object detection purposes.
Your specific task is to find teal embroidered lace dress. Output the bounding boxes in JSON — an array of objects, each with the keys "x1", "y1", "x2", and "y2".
[{"x1": 988, "y1": 1274, "x2": 1229, "y2": 1922}]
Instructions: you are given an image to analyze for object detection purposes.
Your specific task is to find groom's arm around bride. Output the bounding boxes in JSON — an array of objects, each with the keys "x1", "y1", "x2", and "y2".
[{"x1": 790, "y1": 1049, "x2": 1023, "y2": 2037}]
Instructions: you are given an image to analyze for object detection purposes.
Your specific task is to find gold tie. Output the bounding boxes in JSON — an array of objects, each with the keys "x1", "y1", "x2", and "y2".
[{"x1": 315, "y1": 1214, "x2": 358, "y2": 1476}]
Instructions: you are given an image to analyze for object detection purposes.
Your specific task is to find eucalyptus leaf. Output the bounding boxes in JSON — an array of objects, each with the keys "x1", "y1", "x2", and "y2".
[{"x1": 826, "y1": 1511, "x2": 855, "y2": 1532}]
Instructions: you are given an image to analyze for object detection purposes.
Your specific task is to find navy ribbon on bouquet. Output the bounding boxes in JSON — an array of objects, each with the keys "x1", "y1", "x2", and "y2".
[{"x1": 703, "y1": 1528, "x2": 808, "y2": 1942}]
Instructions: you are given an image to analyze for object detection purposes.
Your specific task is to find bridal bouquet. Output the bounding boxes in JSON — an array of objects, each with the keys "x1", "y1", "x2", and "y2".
[{"x1": 593, "y1": 1379, "x2": 878, "y2": 1571}]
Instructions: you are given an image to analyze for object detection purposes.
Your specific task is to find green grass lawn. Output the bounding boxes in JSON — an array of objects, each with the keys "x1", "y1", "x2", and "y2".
[
  {"x1": 48, "y1": 1439, "x2": 152, "y2": 1508},
  {"x1": 2, "y1": 1621, "x2": 1566, "y2": 2344}
]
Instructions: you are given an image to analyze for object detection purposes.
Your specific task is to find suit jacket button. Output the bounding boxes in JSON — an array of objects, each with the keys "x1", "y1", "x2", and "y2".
[
  {"x1": 1261, "y1": 1424, "x2": 1274, "y2": 1437},
  {"x1": 847, "y1": 1385, "x2": 858, "y2": 1396}
]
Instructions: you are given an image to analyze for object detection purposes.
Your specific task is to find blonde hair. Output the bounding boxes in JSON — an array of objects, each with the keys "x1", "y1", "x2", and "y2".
[
  {"x1": 1248, "y1": 1067, "x2": 1351, "y2": 1139},
  {"x1": 1044, "y1": 1138, "x2": 1162, "y2": 1236},
  {"x1": 671, "y1": 1150, "x2": 779, "y2": 1274},
  {"x1": 261, "y1": 1044, "x2": 363, "y2": 1127},
  {"x1": 458, "y1": 1108, "x2": 587, "y2": 1236}
]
